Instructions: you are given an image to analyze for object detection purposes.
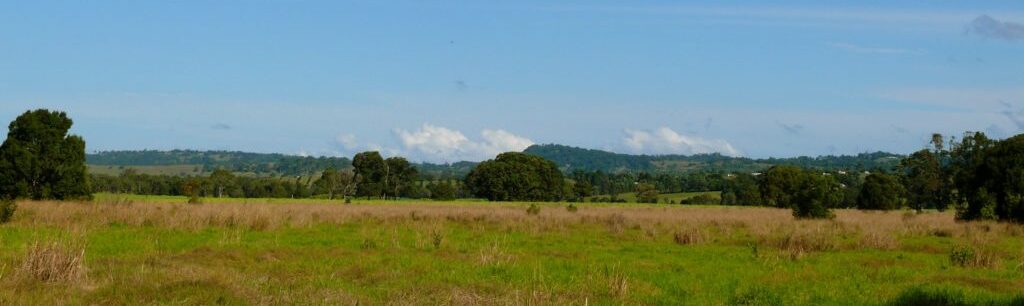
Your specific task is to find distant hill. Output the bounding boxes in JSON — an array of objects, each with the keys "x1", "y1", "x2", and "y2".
[
  {"x1": 523, "y1": 144, "x2": 902, "y2": 173},
  {"x1": 86, "y1": 150, "x2": 476, "y2": 178},
  {"x1": 87, "y1": 150, "x2": 353, "y2": 176},
  {"x1": 87, "y1": 145, "x2": 903, "y2": 177}
]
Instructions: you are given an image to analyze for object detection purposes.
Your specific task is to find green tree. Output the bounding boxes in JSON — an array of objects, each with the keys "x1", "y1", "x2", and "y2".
[
  {"x1": 465, "y1": 152, "x2": 565, "y2": 201},
  {"x1": 428, "y1": 181, "x2": 457, "y2": 201},
  {"x1": 383, "y1": 157, "x2": 417, "y2": 199},
  {"x1": 949, "y1": 132, "x2": 995, "y2": 220},
  {"x1": 208, "y1": 168, "x2": 235, "y2": 198},
  {"x1": 792, "y1": 173, "x2": 840, "y2": 219},
  {"x1": 954, "y1": 134, "x2": 1024, "y2": 222},
  {"x1": 313, "y1": 168, "x2": 358, "y2": 200},
  {"x1": 352, "y1": 151, "x2": 386, "y2": 199},
  {"x1": 572, "y1": 180, "x2": 594, "y2": 201},
  {"x1": 635, "y1": 182, "x2": 659, "y2": 203},
  {"x1": 857, "y1": 173, "x2": 903, "y2": 210},
  {"x1": 899, "y1": 150, "x2": 945, "y2": 211},
  {"x1": 0, "y1": 109, "x2": 90, "y2": 200},
  {"x1": 721, "y1": 173, "x2": 761, "y2": 205},
  {"x1": 759, "y1": 166, "x2": 805, "y2": 208}
]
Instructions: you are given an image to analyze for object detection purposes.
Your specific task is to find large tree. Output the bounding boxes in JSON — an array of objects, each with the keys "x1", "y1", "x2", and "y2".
[
  {"x1": 955, "y1": 133, "x2": 1024, "y2": 222},
  {"x1": 0, "y1": 109, "x2": 90, "y2": 200},
  {"x1": 313, "y1": 167, "x2": 358, "y2": 200},
  {"x1": 721, "y1": 173, "x2": 761, "y2": 206},
  {"x1": 465, "y1": 152, "x2": 565, "y2": 201},
  {"x1": 208, "y1": 168, "x2": 235, "y2": 198},
  {"x1": 857, "y1": 173, "x2": 903, "y2": 210},
  {"x1": 759, "y1": 165, "x2": 805, "y2": 208},
  {"x1": 383, "y1": 157, "x2": 417, "y2": 199},
  {"x1": 792, "y1": 173, "x2": 841, "y2": 219},
  {"x1": 352, "y1": 151, "x2": 386, "y2": 199},
  {"x1": 899, "y1": 150, "x2": 945, "y2": 211}
]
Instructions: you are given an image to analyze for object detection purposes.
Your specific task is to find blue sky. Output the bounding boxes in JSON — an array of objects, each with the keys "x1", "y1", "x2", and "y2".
[{"x1": 1, "y1": 1, "x2": 1023, "y2": 162}]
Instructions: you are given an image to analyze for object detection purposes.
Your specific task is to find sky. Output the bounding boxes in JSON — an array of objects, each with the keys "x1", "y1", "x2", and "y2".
[{"x1": 1, "y1": 1, "x2": 1023, "y2": 163}]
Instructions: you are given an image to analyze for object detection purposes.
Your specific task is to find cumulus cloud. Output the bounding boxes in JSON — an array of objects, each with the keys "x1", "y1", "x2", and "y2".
[
  {"x1": 968, "y1": 15, "x2": 1024, "y2": 41},
  {"x1": 394, "y1": 124, "x2": 534, "y2": 162},
  {"x1": 622, "y1": 127, "x2": 740, "y2": 156}
]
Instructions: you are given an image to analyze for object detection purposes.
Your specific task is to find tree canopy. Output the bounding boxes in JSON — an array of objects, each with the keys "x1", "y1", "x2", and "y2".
[
  {"x1": 0, "y1": 109, "x2": 90, "y2": 200},
  {"x1": 857, "y1": 173, "x2": 903, "y2": 210},
  {"x1": 465, "y1": 152, "x2": 565, "y2": 201}
]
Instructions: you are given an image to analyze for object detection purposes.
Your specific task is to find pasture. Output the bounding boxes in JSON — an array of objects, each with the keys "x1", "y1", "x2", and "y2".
[{"x1": 1, "y1": 197, "x2": 1023, "y2": 305}]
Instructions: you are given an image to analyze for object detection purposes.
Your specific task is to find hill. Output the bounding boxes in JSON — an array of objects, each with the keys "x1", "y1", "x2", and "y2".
[
  {"x1": 523, "y1": 144, "x2": 902, "y2": 173},
  {"x1": 87, "y1": 145, "x2": 903, "y2": 177},
  {"x1": 86, "y1": 150, "x2": 475, "y2": 178}
]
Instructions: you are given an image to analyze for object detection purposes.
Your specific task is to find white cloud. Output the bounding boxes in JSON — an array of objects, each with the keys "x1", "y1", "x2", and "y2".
[
  {"x1": 394, "y1": 124, "x2": 534, "y2": 163},
  {"x1": 335, "y1": 134, "x2": 358, "y2": 150},
  {"x1": 622, "y1": 127, "x2": 740, "y2": 156}
]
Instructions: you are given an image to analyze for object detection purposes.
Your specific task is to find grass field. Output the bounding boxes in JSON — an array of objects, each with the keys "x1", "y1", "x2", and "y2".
[{"x1": 2, "y1": 196, "x2": 1023, "y2": 305}]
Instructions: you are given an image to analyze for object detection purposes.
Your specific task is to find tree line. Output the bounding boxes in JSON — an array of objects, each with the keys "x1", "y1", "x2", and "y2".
[
  {"x1": 3, "y1": 109, "x2": 1024, "y2": 223},
  {"x1": 719, "y1": 133, "x2": 1023, "y2": 222}
]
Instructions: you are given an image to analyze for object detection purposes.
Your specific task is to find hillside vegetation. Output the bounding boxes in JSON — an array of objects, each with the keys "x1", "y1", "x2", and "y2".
[{"x1": 524, "y1": 144, "x2": 903, "y2": 174}]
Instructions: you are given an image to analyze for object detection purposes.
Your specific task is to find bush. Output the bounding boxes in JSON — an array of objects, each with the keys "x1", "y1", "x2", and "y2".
[
  {"x1": 680, "y1": 193, "x2": 721, "y2": 205},
  {"x1": 0, "y1": 198, "x2": 15, "y2": 223},
  {"x1": 526, "y1": 203, "x2": 541, "y2": 215},
  {"x1": 566, "y1": 203, "x2": 578, "y2": 212},
  {"x1": 949, "y1": 245, "x2": 999, "y2": 268}
]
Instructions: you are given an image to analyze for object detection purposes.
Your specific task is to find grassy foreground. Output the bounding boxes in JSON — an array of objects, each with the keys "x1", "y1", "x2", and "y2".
[{"x1": 1, "y1": 197, "x2": 1023, "y2": 305}]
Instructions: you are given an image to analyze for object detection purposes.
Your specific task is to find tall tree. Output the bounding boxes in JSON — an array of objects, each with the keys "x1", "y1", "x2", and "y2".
[
  {"x1": 759, "y1": 166, "x2": 805, "y2": 208},
  {"x1": 0, "y1": 109, "x2": 90, "y2": 200},
  {"x1": 857, "y1": 173, "x2": 903, "y2": 210},
  {"x1": 384, "y1": 157, "x2": 417, "y2": 199},
  {"x1": 352, "y1": 151, "x2": 385, "y2": 199},
  {"x1": 208, "y1": 168, "x2": 235, "y2": 198},
  {"x1": 792, "y1": 173, "x2": 841, "y2": 219},
  {"x1": 954, "y1": 133, "x2": 1024, "y2": 222},
  {"x1": 313, "y1": 168, "x2": 358, "y2": 200},
  {"x1": 899, "y1": 150, "x2": 944, "y2": 211},
  {"x1": 465, "y1": 152, "x2": 565, "y2": 202},
  {"x1": 721, "y1": 173, "x2": 762, "y2": 206}
]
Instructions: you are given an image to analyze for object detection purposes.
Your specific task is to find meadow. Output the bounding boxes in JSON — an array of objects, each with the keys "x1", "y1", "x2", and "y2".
[{"x1": 1, "y1": 196, "x2": 1023, "y2": 305}]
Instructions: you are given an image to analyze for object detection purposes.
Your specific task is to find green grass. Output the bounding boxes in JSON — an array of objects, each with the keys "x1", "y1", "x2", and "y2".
[{"x1": 2, "y1": 196, "x2": 1023, "y2": 305}]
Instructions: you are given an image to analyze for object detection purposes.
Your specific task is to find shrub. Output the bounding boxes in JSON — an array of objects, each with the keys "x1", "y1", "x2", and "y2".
[
  {"x1": 888, "y1": 285, "x2": 967, "y2": 306},
  {"x1": 680, "y1": 193, "x2": 721, "y2": 205},
  {"x1": 0, "y1": 198, "x2": 15, "y2": 223},
  {"x1": 526, "y1": 203, "x2": 541, "y2": 215},
  {"x1": 949, "y1": 245, "x2": 999, "y2": 268}
]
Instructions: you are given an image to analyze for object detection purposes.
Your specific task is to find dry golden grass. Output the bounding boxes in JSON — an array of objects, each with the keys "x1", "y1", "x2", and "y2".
[{"x1": 17, "y1": 238, "x2": 86, "y2": 283}]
